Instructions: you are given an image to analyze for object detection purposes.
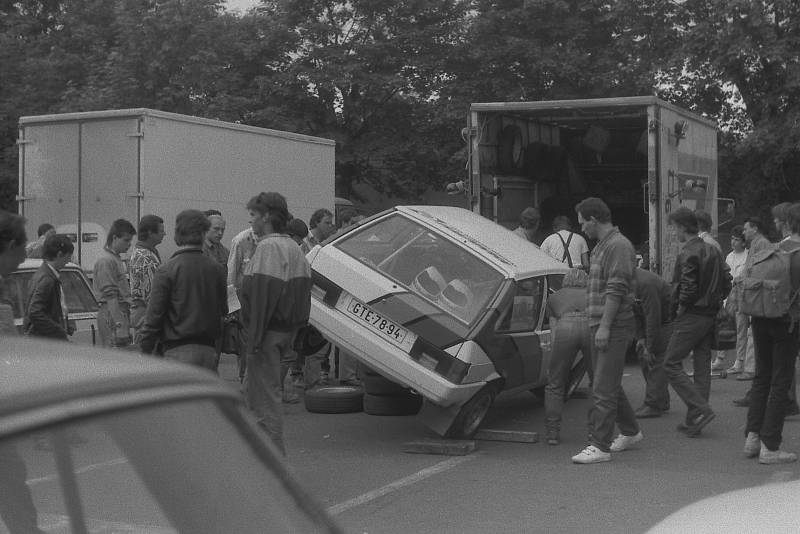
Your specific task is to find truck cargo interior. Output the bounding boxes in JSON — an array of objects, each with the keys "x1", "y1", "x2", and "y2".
[{"x1": 474, "y1": 104, "x2": 651, "y2": 255}]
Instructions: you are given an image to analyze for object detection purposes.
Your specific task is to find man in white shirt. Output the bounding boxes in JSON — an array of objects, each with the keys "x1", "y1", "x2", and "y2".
[
  {"x1": 540, "y1": 215, "x2": 589, "y2": 269},
  {"x1": 724, "y1": 225, "x2": 754, "y2": 378}
]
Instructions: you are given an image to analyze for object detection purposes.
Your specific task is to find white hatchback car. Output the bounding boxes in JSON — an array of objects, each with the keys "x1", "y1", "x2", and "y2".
[{"x1": 307, "y1": 206, "x2": 585, "y2": 438}]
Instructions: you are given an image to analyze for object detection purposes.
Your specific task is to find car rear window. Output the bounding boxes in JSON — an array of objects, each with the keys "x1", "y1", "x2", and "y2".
[{"x1": 335, "y1": 213, "x2": 503, "y2": 324}]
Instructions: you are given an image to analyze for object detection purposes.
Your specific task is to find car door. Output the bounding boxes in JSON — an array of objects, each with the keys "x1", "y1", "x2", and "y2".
[{"x1": 482, "y1": 276, "x2": 548, "y2": 389}]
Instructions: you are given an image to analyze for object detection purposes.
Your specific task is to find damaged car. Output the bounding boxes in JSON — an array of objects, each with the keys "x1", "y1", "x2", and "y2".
[{"x1": 306, "y1": 205, "x2": 587, "y2": 438}]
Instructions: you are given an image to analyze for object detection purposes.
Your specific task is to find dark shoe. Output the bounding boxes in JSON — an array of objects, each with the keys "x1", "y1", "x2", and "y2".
[
  {"x1": 686, "y1": 410, "x2": 715, "y2": 437},
  {"x1": 676, "y1": 423, "x2": 689, "y2": 435},
  {"x1": 737, "y1": 372, "x2": 755, "y2": 381},
  {"x1": 634, "y1": 405, "x2": 663, "y2": 418},
  {"x1": 733, "y1": 396, "x2": 751, "y2": 407}
]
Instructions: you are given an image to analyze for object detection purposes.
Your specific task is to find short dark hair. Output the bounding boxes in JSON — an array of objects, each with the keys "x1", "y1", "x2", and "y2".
[
  {"x1": 42, "y1": 234, "x2": 74, "y2": 260},
  {"x1": 694, "y1": 210, "x2": 713, "y2": 232},
  {"x1": 730, "y1": 225, "x2": 745, "y2": 241},
  {"x1": 743, "y1": 216, "x2": 764, "y2": 234},
  {"x1": 787, "y1": 204, "x2": 800, "y2": 235},
  {"x1": 203, "y1": 209, "x2": 222, "y2": 217},
  {"x1": 247, "y1": 192, "x2": 289, "y2": 234},
  {"x1": 575, "y1": 197, "x2": 611, "y2": 224},
  {"x1": 668, "y1": 207, "x2": 698, "y2": 234},
  {"x1": 552, "y1": 215, "x2": 572, "y2": 231},
  {"x1": 339, "y1": 209, "x2": 357, "y2": 227},
  {"x1": 0, "y1": 211, "x2": 27, "y2": 254},
  {"x1": 286, "y1": 218, "x2": 309, "y2": 239},
  {"x1": 772, "y1": 202, "x2": 793, "y2": 224},
  {"x1": 106, "y1": 219, "x2": 136, "y2": 247},
  {"x1": 37, "y1": 223, "x2": 55, "y2": 237},
  {"x1": 174, "y1": 210, "x2": 210, "y2": 246},
  {"x1": 310, "y1": 208, "x2": 333, "y2": 229},
  {"x1": 519, "y1": 207, "x2": 540, "y2": 230},
  {"x1": 137, "y1": 214, "x2": 164, "y2": 241}
]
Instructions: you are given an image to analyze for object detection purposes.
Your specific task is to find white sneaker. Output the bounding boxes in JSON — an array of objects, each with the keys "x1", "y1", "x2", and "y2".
[
  {"x1": 743, "y1": 432, "x2": 760, "y2": 458},
  {"x1": 610, "y1": 431, "x2": 643, "y2": 452},
  {"x1": 759, "y1": 443, "x2": 798, "y2": 464},
  {"x1": 571, "y1": 445, "x2": 611, "y2": 464}
]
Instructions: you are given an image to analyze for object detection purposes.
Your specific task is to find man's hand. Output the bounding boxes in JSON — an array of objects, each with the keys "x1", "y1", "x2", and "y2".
[
  {"x1": 595, "y1": 325, "x2": 611, "y2": 351},
  {"x1": 636, "y1": 339, "x2": 653, "y2": 365}
]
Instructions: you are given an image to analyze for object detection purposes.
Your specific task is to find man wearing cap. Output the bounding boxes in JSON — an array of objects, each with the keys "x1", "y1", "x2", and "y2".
[{"x1": 513, "y1": 207, "x2": 541, "y2": 246}]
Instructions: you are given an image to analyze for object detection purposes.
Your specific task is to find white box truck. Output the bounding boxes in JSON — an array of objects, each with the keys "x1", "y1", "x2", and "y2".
[
  {"x1": 461, "y1": 96, "x2": 723, "y2": 279},
  {"x1": 17, "y1": 108, "x2": 335, "y2": 272}
]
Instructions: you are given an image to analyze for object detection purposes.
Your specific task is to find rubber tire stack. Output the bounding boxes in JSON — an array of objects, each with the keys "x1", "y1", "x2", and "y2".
[
  {"x1": 304, "y1": 385, "x2": 364, "y2": 414},
  {"x1": 362, "y1": 367, "x2": 422, "y2": 416}
]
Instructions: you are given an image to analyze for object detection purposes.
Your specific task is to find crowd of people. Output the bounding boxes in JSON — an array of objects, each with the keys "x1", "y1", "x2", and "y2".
[{"x1": 526, "y1": 198, "x2": 800, "y2": 465}]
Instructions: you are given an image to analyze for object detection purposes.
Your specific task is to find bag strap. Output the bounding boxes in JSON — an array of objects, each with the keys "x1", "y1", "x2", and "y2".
[{"x1": 556, "y1": 232, "x2": 574, "y2": 268}]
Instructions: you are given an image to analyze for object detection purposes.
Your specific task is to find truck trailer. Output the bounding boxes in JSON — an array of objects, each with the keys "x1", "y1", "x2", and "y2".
[
  {"x1": 17, "y1": 108, "x2": 335, "y2": 272},
  {"x1": 462, "y1": 96, "x2": 720, "y2": 278}
]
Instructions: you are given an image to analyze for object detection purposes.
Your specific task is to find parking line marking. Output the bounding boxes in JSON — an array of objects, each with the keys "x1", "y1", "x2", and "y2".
[
  {"x1": 27, "y1": 457, "x2": 128, "y2": 485},
  {"x1": 327, "y1": 454, "x2": 475, "y2": 516}
]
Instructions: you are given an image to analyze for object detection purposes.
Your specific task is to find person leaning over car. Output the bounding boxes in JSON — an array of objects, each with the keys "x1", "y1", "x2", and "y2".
[
  {"x1": 24, "y1": 234, "x2": 75, "y2": 341},
  {"x1": 241, "y1": 192, "x2": 312, "y2": 455},
  {"x1": 138, "y1": 210, "x2": 227, "y2": 370},
  {"x1": 93, "y1": 219, "x2": 136, "y2": 349}
]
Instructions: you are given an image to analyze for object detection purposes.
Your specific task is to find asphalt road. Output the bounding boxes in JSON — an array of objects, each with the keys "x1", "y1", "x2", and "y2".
[{"x1": 218, "y1": 355, "x2": 800, "y2": 534}]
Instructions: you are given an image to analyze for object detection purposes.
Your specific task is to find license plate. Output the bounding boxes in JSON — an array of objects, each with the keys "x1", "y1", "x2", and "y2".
[{"x1": 346, "y1": 298, "x2": 408, "y2": 345}]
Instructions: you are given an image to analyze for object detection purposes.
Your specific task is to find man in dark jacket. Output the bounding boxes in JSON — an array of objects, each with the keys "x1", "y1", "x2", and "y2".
[
  {"x1": 139, "y1": 210, "x2": 227, "y2": 369},
  {"x1": 24, "y1": 234, "x2": 75, "y2": 340},
  {"x1": 664, "y1": 207, "x2": 732, "y2": 437}
]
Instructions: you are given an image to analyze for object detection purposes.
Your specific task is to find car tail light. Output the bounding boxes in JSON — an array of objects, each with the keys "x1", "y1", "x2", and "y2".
[{"x1": 410, "y1": 338, "x2": 470, "y2": 384}]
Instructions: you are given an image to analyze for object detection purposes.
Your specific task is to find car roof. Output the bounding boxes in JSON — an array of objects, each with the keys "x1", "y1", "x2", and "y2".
[
  {"x1": 14, "y1": 259, "x2": 84, "y2": 272},
  {"x1": 395, "y1": 206, "x2": 570, "y2": 279},
  {"x1": 0, "y1": 338, "x2": 240, "y2": 437}
]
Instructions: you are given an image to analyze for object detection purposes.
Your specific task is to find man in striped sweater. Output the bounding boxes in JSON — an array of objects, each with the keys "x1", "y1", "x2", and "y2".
[{"x1": 241, "y1": 192, "x2": 312, "y2": 455}]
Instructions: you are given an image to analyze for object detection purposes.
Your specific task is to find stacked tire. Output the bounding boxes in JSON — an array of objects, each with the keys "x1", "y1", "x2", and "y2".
[
  {"x1": 304, "y1": 385, "x2": 364, "y2": 414},
  {"x1": 362, "y1": 367, "x2": 422, "y2": 416}
]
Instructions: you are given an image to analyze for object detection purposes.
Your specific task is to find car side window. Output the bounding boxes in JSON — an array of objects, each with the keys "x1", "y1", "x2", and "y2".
[
  {"x1": 495, "y1": 277, "x2": 545, "y2": 333},
  {"x1": 60, "y1": 271, "x2": 99, "y2": 313}
]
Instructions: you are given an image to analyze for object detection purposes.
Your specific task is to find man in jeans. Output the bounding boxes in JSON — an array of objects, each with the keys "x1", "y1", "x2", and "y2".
[
  {"x1": 571, "y1": 197, "x2": 641, "y2": 464},
  {"x1": 663, "y1": 207, "x2": 731, "y2": 437}
]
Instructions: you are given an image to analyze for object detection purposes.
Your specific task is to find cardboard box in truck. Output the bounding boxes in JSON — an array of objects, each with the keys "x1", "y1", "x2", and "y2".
[
  {"x1": 17, "y1": 109, "x2": 335, "y2": 272},
  {"x1": 462, "y1": 96, "x2": 719, "y2": 279}
]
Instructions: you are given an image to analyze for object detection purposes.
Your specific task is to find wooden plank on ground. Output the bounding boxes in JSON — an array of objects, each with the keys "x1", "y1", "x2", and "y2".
[
  {"x1": 402, "y1": 439, "x2": 476, "y2": 456},
  {"x1": 474, "y1": 429, "x2": 539, "y2": 443}
]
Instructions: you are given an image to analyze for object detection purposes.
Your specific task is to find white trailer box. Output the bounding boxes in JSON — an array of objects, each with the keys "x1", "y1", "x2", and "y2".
[{"x1": 18, "y1": 109, "x2": 335, "y2": 272}]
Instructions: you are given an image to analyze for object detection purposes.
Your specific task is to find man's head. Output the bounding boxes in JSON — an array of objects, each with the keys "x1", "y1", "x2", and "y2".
[
  {"x1": 247, "y1": 192, "x2": 290, "y2": 235},
  {"x1": 0, "y1": 211, "x2": 27, "y2": 276},
  {"x1": 206, "y1": 214, "x2": 226, "y2": 245},
  {"x1": 575, "y1": 197, "x2": 611, "y2": 239},
  {"x1": 339, "y1": 209, "x2": 357, "y2": 228},
  {"x1": 772, "y1": 202, "x2": 793, "y2": 237},
  {"x1": 286, "y1": 218, "x2": 309, "y2": 246},
  {"x1": 694, "y1": 210, "x2": 713, "y2": 233},
  {"x1": 42, "y1": 234, "x2": 75, "y2": 270},
  {"x1": 730, "y1": 225, "x2": 746, "y2": 252},
  {"x1": 37, "y1": 223, "x2": 55, "y2": 238},
  {"x1": 743, "y1": 217, "x2": 764, "y2": 244},
  {"x1": 106, "y1": 219, "x2": 136, "y2": 254},
  {"x1": 137, "y1": 214, "x2": 165, "y2": 247},
  {"x1": 552, "y1": 215, "x2": 572, "y2": 232},
  {"x1": 310, "y1": 208, "x2": 335, "y2": 241},
  {"x1": 174, "y1": 210, "x2": 210, "y2": 247},
  {"x1": 518, "y1": 207, "x2": 540, "y2": 231},
  {"x1": 667, "y1": 207, "x2": 698, "y2": 243}
]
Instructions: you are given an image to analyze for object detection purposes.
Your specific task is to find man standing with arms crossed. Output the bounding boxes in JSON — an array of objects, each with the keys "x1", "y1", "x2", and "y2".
[
  {"x1": 241, "y1": 192, "x2": 311, "y2": 455},
  {"x1": 571, "y1": 197, "x2": 641, "y2": 464}
]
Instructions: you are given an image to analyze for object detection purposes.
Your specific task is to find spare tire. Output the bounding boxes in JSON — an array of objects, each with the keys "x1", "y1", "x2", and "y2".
[
  {"x1": 363, "y1": 392, "x2": 423, "y2": 416},
  {"x1": 304, "y1": 385, "x2": 363, "y2": 414}
]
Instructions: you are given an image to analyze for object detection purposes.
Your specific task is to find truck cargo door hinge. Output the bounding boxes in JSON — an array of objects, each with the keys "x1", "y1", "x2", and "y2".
[
  {"x1": 127, "y1": 192, "x2": 144, "y2": 198},
  {"x1": 15, "y1": 139, "x2": 33, "y2": 145},
  {"x1": 126, "y1": 132, "x2": 144, "y2": 138},
  {"x1": 15, "y1": 195, "x2": 34, "y2": 202}
]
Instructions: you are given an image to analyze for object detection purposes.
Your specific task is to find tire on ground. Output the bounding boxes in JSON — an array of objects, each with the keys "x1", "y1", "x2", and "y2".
[
  {"x1": 363, "y1": 392, "x2": 423, "y2": 416},
  {"x1": 304, "y1": 385, "x2": 364, "y2": 414},
  {"x1": 363, "y1": 372, "x2": 409, "y2": 396},
  {"x1": 444, "y1": 384, "x2": 497, "y2": 439}
]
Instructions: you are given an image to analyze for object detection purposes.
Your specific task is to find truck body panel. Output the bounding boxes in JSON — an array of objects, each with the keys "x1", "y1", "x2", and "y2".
[
  {"x1": 466, "y1": 96, "x2": 718, "y2": 277},
  {"x1": 18, "y1": 109, "x2": 335, "y2": 272}
]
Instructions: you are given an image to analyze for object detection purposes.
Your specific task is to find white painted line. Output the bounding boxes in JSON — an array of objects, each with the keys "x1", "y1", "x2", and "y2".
[
  {"x1": 27, "y1": 457, "x2": 128, "y2": 485},
  {"x1": 327, "y1": 454, "x2": 475, "y2": 516}
]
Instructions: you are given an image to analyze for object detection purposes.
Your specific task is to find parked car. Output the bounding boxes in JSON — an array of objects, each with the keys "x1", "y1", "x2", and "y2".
[
  {"x1": 4, "y1": 259, "x2": 99, "y2": 344},
  {"x1": 306, "y1": 205, "x2": 584, "y2": 438},
  {"x1": 0, "y1": 337, "x2": 343, "y2": 534}
]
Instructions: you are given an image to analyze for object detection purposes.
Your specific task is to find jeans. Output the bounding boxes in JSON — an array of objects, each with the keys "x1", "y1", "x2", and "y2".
[
  {"x1": 545, "y1": 314, "x2": 592, "y2": 433},
  {"x1": 130, "y1": 303, "x2": 146, "y2": 345},
  {"x1": 663, "y1": 312, "x2": 715, "y2": 424},
  {"x1": 640, "y1": 323, "x2": 672, "y2": 412},
  {"x1": 746, "y1": 317, "x2": 799, "y2": 450},
  {"x1": 588, "y1": 320, "x2": 639, "y2": 452},
  {"x1": 164, "y1": 344, "x2": 217, "y2": 370},
  {"x1": 244, "y1": 330, "x2": 295, "y2": 455},
  {"x1": 729, "y1": 312, "x2": 756, "y2": 373}
]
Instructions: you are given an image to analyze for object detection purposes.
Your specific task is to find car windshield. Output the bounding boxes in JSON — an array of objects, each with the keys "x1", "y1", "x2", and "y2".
[
  {"x1": 334, "y1": 213, "x2": 504, "y2": 324},
  {"x1": 0, "y1": 399, "x2": 335, "y2": 534}
]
